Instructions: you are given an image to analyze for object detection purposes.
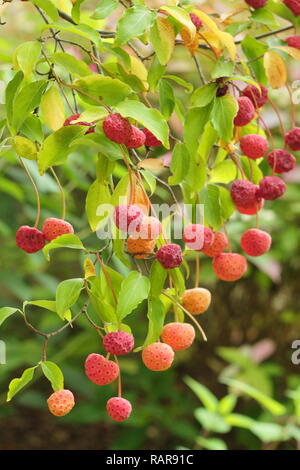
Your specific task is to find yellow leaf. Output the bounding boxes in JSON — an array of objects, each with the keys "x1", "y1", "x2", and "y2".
[
  {"x1": 84, "y1": 257, "x2": 96, "y2": 279},
  {"x1": 275, "y1": 46, "x2": 300, "y2": 61},
  {"x1": 217, "y1": 31, "x2": 236, "y2": 61},
  {"x1": 40, "y1": 86, "x2": 65, "y2": 131},
  {"x1": 160, "y1": 6, "x2": 196, "y2": 41},
  {"x1": 264, "y1": 51, "x2": 287, "y2": 89},
  {"x1": 150, "y1": 16, "x2": 175, "y2": 65},
  {"x1": 199, "y1": 31, "x2": 222, "y2": 57},
  {"x1": 192, "y1": 9, "x2": 219, "y2": 33},
  {"x1": 130, "y1": 56, "x2": 149, "y2": 91},
  {"x1": 180, "y1": 28, "x2": 200, "y2": 55}
]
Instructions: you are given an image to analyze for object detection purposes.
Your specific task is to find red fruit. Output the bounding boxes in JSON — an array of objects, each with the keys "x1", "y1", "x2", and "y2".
[
  {"x1": 42, "y1": 218, "x2": 74, "y2": 242},
  {"x1": 257, "y1": 176, "x2": 286, "y2": 200},
  {"x1": 142, "y1": 342, "x2": 174, "y2": 371},
  {"x1": 135, "y1": 216, "x2": 162, "y2": 239},
  {"x1": 242, "y1": 84, "x2": 268, "y2": 108},
  {"x1": 85, "y1": 353, "x2": 119, "y2": 386},
  {"x1": 245, "y1": 0, "x2": 268, "y2": 8},
  {"x1": 231, "y1": 180, "x2": 261, "y2": 209},
  {"x1": 103, "y1": 113, "x2": 131, "y2": 144},
  {"x1": 63, "y1": 114, "x2": 95, "y2": 135},
  {"x1": 234, "y1": 97, "x2": 255, "y2": 127},
  {"x1": 16, "y1": 226, "x2": 45, "y2": 254},
  {"x1": 285, "y1": 127, "x2": 300, "y2": 151},
  {"x1": 284, "y1": 0, "x2": 300, "y2": 16},
  {"x1": 124, "y1": 126, "x2": 146, "y2": 149},
  {"x1": 183, "y1": 224, "x2": 214, "y2": 251},
  {"x1": 240, "y1": 134, "x2": 268, "y2": 159},
  {"x1": 236, "y1": 199, "x2": 264, "y2": 215},
  {"x1": 103, "y1": 331, "x2": 134, "y2": 356},
  {"x1": 286, "y1": 35, "x2": 300, "y2": 49},
  {"x1": 203, "y1": 232, "x2": 229, "y2": 257},
  {"x1": 142, "y1": 128, "x2": 162, "y2": 147},
  {"x1": 267, "y1": 149, "x2": 296, "y2": 174},
  {"x1": 113, "y1": 204, "x2": 144, "y2": 233},
  {"x1": 106, "y1": 397, "x2": 132, "y2": 421},
  {"x1": 189, "y1": 13, "x2": 202, "y2": 30},
  {"x1": 47, "y1": 389, "x2": 75, "y2": 417},
  {"x1": 241, "y1": 228, "x2": 272, "y2": 256},
  {"x1": 161, "y1": 322, "x2": 195, "y2": 351},
  {"x1": 213, "y1": 253, "x2": 247, "y2": 281},
  {"x1": 156, "y1": 243, "x2": 183, "y2": 269}
]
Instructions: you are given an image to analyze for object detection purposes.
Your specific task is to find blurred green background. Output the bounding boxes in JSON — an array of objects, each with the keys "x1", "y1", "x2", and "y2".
[{"x1": 1, "y1": 1, "x2": 300, "y2": 450}]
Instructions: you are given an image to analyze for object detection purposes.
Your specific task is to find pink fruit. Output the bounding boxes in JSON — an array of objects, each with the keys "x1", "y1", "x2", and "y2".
[
  {"x1": 161, "y1": 322, "x2": 195, "y2": 351},
  {"x1": 103, "y1": 331, "x2": 134, "y2": 356},
  {"x1": 183, "y1": 224, "x2": 214, "y2": 251},
  {"x1": 267, "y1": 149, "x2": 296, "y2": 174},
  {"x1": 231, "y1": 180, "x2": 261, "y2": 209},
  {"x1": 142, "y1": 342, "x2": 174, "y2": 371},
  {"x1": 203, "y1": 232, "x2": 229, "y2": 257},
  {"x1": 242, "y1": 84, "x2": 268, "y2": 108},
  {"x1": 113, "y1": 204, "x2": 144, "y2": 233},
  {"x1": 284, "y1": 0, "x2": 300, "y2": 16},
  {"x1": 124, "y1": 126, "x2": 146, "y2": 149},
  {"x1": 103, "y1": 113, "x2": 131, "y2": 144},
  {"x1": 85, "y1": 353, "x2": 119, "y2": 385},
  {"x1": 42, "y1": 218, "x2": 74, "y2": 242},
  {"x1": 240, "y1": 134, "x2": 268, "y2": 159},
  {"x1": 16, "y1": 226, "x2": 45, "y2": 254},
  {"x1": 156, "y1": 244, "x2": 183, "y2": 269},
  {"x1": 189, "y1": 13, "x2": 202, "y2": 30},
  {"x1": 257, "y1": 176, "x2": 287, "y2": 200},
  {"x1": 285, "y1": 127, "x2": 300, "y2": 151},
  {"x1": 286, "y1": 35, "x2": 300, "y2": 50},
  {"x1": 245, "y1": 0, "x2": 268, "y2": 8},
  {"x1": 64, "y1": 113, "x2": 95, "y2": 134},
  {"x1": 241, "y1": 228, "x2": 272, "y2": 256},
  {"x1": 236, "y1": 199, "x2": 264, "y2": 215},
  {"x1": 106, "y1": 397, "x2": 132, "y2": 421},
  {"x1": 234, "y1": 97, "x2": 255, "y2": 127},
  {"x1": 213, "y1": 253, "x2": 248, "y2": 281},
  {"x1": 47, "y1": 389, "x2": 75, "y2": 417},
  {"x1": 142, "y1": 128, "x2": 163, "y2": 147},
  {"x1": 135, "y1": 216, "x2": 162, "y2": 239}
]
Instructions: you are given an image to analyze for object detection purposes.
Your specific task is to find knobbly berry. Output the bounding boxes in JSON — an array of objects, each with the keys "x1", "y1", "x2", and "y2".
[
  {"x1": 135, "y1": 216, "x2": 162, "y2": 239},
  {"x1": 216, "y1": 84, "x2": 229, "y2": 97},
  {"x1": 242, "y1": 84, "x2": 268, "y2": 108},
  {"x1": 47, "y1": 389, "x2": 75, "y2": 417},
  {"x1": 213, "y1": 253, "x2": 248, "y2": 281},
  {"x1": 106, "y1": 397, "x2": 132, "y2": 421},
  {"x1": 161, "y1": 322, "x2": 195, "y2": 351},
  {"x1": 285, "y1": 127, "x2": 300, "y2": 151},
  {"x1": 267, "y1": 149, "x2": 296, "y2": 174},
  {"x1": 16, "y1": 226, "x2": 45, "y2": 254},
  {"x1": 113, "y1": 204, "x2": 144, "y2": 233},
  {"x1": 240, "y1": 134, "x2": 268, "y2": 159},
  {"x1": 103, "y1": 331, "x2": 134, "y2": 356},
  {"x1": 234, "y1": 97, "x2": 255, "y2": 127},
  {"x1": 103, "y1": 113, "x2": 131, "y2": 144},
  {"x1": 245, "y1": 0, "x2": 268, "y2": 8},
  {"x1": 156, "y1": 244, "x2": 183, "y2": 269},
  {"x1": 189, "y1": 13, "x2": 202, "y2": 30},
  {"x1": 142, "y1": 128, "x2": 162, "y2": 147},
  {"x1": 183, "y1": 224, "x2": 214, "y2": 251},
  {"x1": 142, "y1": 342, "x2": 174, "y2": 371},
  {"x1": 64, "y1": 113, "x2": 95, "y2": 134},
  {"x1": 286, "y1": 35, "x2": 300, "y2": 49},
  {"x1": 126, "y1": 235, "x2": 156, "y2": 259},
  {"x1": 42, "y1": 218, "x2": 74, "y2": 242},
  {"x1": 231, "y1": 180, "x2": 261, "y2": 209},
  {"x1": 236, "y1": 199, "x2": 264, "y2": 215},
  {"x1": 85, "y1": 353, "x2": 119, "y2": 386},
  {"x1": 241, "y1": 228, "x2": 272, "y2": 256},
  {"x1": 257, "y1": 176, "x2": 287, "y2": 200},
  {"x1": 203, "y1": 232, "x2": 229, "y2": 257},
  {"x1": 284, "y1": 0, "x2": 300, "y2": 16},
  {"x1": 182, "y1": 288, "x2": 211, "y2": 315},
  {"x1": 125, "y1": 126, "x2": 146, "y2": 149}
]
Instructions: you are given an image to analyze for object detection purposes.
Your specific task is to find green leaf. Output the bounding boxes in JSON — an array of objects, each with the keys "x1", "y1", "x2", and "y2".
[
  {"x1": 149, "y1": 261, "x2": 167, "y2": 297},
  {"x1": 196, "y1": 436, "x2": 228, "y2": 450},
  {"x1": 164, "y1": 75, "x2": 193, "y2": 93},
  {"x1": 37, "y1": 125, "x2": 87, "y2": 174},
  {"x1": 75, "y1": 131, "x2": 123, "y2": 161},
  {"x1": 51, "y1": 52, "x2": 92, "y2": 77},
  {"x1": 20, "y1": 114, "x2": 43, "y2": 143},
  {"x1": 168, "y1": 142, "x2": 189, "y2": 185},
  {"x1": 31, "y1": 0, "x2": 59, "y2": 21},
  {"x1": 115, "y1": 100, "x2": 169, "y2": 148},
  {"x1": 268, "y1": 0, "x2": 297, "y2": 23},
  {"x1": 7, "y1": 367, "x2": 36, "y2": 402},
  {"x1": 87, "y1": 277, "x2": 118, "y2": 324},
  {"x1": 148, "y1": 56, "x2": 165, "y2": 91},
  {"x1": 143, "y1": 298, "x2": 166, "y2": 347},
  {"x1": 241, "y1": 35, "x2": 268, "y2": 84},
  {"x1": 200, "y1": 184, "x2": 222, "y2": 230},
  {"x1": 44, "y1": 23, "x2": 102, "y2": 50},
  {"x1": 184, "y1": 376, "x2": 219, "y2": 411},
  {"x1": 218, "y1": 394, "x2": 237, "y2": 415},
  {"x1": 13, "y1": 41, "x2": 41, "y2": 79},
  {"x1": 74, "y1": 75, "x2": 131, "y2": 106},
  {"x1": 116, "y1": 271, "x2": 150, "y2": 320},
  {"x1": 240, "y1": 156, "x2": 263, "y2": 184},
  {"x1": 23, "y1": 300, "x2": 71, "y2": 321},
  {"x1": 195, "y1": 408, "x2": 231, "y2": 433},
  {"x1": 252, "y1": 7, "x2": 279, "y2": 27},
  {"x1": 150, "y1": 16, "x2": 175, "y2": 66},
  {"x1": 225, "y1": 413, "x2": 255, "y2": 429},
  {"x1": 251, "y1": 422, "x2": 284, "y2": 443},
  {"x1": 13, "y1": 136, "x2": 37, "y2": 160},
  {"x1": 12, "y1": 80, "x2": 48, "y2": 132},
  {"x1": 85, "y1": 180, "x2": 111, "y2": 231},
  {"x1": 211, "y1": 95, "x2": 238, "y2": 143},
  {"x1": 190, "y1": 83, "x2": 217, "y2": 107},
  {"x1": 40, "y1": 85, "x2": 65, "y2": 131},
  {"x1": 218, "y1": 186, "x2": 235, "y2": 221},
  {"x1": 5, "y1": 71, "x2": 24, "y2": 128},
  {"x1": 211, "y1": 58, "x2": 235, "y2": 79},
  {"x1": 0, "y1": 307, "x2": 18, "y2": 327},
  {"x1": 71, "y1": 0, "x2": 85, "y2": 23},
  {"x1": 184, "y1": 105, "x2": 212, "y2": 157},
  {"x1": 115, "y1": 6, "x2": 155, "y2": 46},
  {"x1": 41, "y1": 361, "x2": 64, "y2": 392},
  {"x1": 159, "y1": 79, "x2": 175, "y2": 119},
  {"x1": 209, "y1": 160, "x2": 237, "y2": 184},
  {"x1": 56, "y1": 278, "x2": 84, "y2": 319},
  {"x1": 43, "y1": 234, "x2": 85, "y2": 261},
  {"x1": 198, "y1": 122, "x2": 218, "y2": 163},
  {"x1": 92, "y1": 0, "x2": 118, "y2": 19}
]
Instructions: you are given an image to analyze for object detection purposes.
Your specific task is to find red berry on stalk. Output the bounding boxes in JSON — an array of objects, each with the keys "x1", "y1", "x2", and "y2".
[
  {"x1": 161, "y1": 322, "x2": 195, "y2": 351},
  {"x1": 236, "y1": 199, "x2": 264, "y2": 215},
  {"x1": 42, "y1": 218, "x2": 74, "y2": 242},
  {"x1": 245, "y1": 0, "x2": 268, "y2": 8},
  {"x1": 64, "y1": 114, "x2": 95, "y2": 134},
  {"x1": 285, "y1": 127, "x2": 300, "y2": 151},
  {"x1": 242, "y1": 84, "x2": 268, "y2": 108},
  {"x1": 103, "y1": 113, "x2": 131, "y2": 144},
  {"x1": 267, "y1": 149, "x2": 296, "y2": 174},
  {"x1": 213, "y1": 253, "x2": 247, "y2": 282},
  {"x1": 142, "y1": 128, "x2": 163, "y2": 147},
  {"x1": 16, "y1": 226, "x2": 45, "y2": 254},
  {"x1": 156, "y1": 244, "x2": 183, "y2": 269},
  {"x1": 241, "y1": 228, "x2": 272, "y2": 256},
  {"x1": 189, "y1": 13, "x2": 202, "y2": 30},
  {"x1": 234, "y1": 97, "x2": 255, "y2": 127},
  {"x1": 231, "y1": 180, "x2": 261, "y2": 209},
  {"x1": 85, "y1": 353, "x2": 119, "y2": 386},
  {"x1": 113, "y1": 204, "x2": 144, "y2": 233},
  {"x1": 142, "y1": 342, "x2": 174, "y2": 371},
  {"x1": 106, "y1": 397, "x2": 132, "y2": 421},
  {"x1": 183, "y1": 224, "x2": 214, "y2": 251},
  {"x1": 286, "y1": 35, "x2": 300, "y2": 50},
  {"x1": 257, "y1": 176, "x2": 286, "y2": 200},
  {"x1": 203, "y1": 232, "x2": 229, "y2": 257},
  {"x1": 284, "y1": 0, "x2": 300, "y2": 16},
  {"x1": 47, "y1": 389, "x2": 75, "y2": 417},
  {"x1": 124, "y1": 126, "x2": 146, "y2": 149},
  {"x1": 240, "y1": 134, "x2": 268, "y2": 159},
  {"x1": 103, "y1": 331, "x2": 134, "y2": 356}
]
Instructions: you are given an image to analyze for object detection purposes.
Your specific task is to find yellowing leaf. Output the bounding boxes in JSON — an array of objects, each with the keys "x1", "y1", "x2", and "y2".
[
  {"x1": 160, "y1": 6, "x2": 196, "y2": 41},
  {"x1": 264, "y1": 51, "x2": 287, "y2": 89},
  {"x1": 138, "y1": 158, "x2": 165, "y2": 171},
  {"x1": 192, "y1": 9, "x2": 219, "y2": 33},
  {"x1": 150, "y1": 16, "x2": 175, "y2": 65},
  {"x1": 217, "y1": 31, "x2": 236, "y2": 61},
  {"x1": 130, "y1": 56, "x2": 149, "y2": 90},
  {"x1": 199, "y1": 31, "x2": 222, "y2": 57},
  {"x1": 84, "y1": 257, "x2": 96, "y2": 278},
  {"x1": 275, "y1": 46, "x2": 300, "y2": 61},
  {"x1": 40, "y1": 86, "x2": 65, "y2": 131}
]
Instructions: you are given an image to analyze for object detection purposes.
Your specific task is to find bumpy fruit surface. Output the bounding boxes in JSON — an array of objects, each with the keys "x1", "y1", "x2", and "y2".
[
  {"x1": 203, "y1": 232, "x2": 229, "y2": 257},
  {"x1": 231, "y1": 180, "x2": 261, "y2": 209},
  {"x1": 189, "y1": 12, "x2": 202, "y2": 29},
  {"x1": 42, "y1": 218, "x2": 74, "y2": 242},
  {"x1": 241, "y1": 228, "x2": 272, "y2": 257},
  {"x1": 236, "y1": 199, "x2": 264, "y2": 215},
  {"x1": 156, "y1": 244, "x2": 182, "y2": 269},
  {"x1": 142, "y1": 128, "x2": 162, "y2": 147},
  {"x1": 284, "y1": 0, "x2": 300, "y2": 16},
  {"x1": 257, "y1": 176, "x2": 286, "y2": 200},
  {"x1": 285, "y1": 127, "x2": 300, "y2": 151},
  {"x1": 106, "y1": 397, "x2": 132, "y2": 422},
  {"x1": 234, "y1": 97, "x2": 255, "y2": 127},
  {"x1": 242, "y1": 84, "x2": 268, "y2": 108},
  {"x1": 267, "y1": 149, "x2": 296, "y2": 174},
  {"x1": 135, "y1": 216, "x2": 162, "y2": 239},
  {"x1": 142, "y1": 342, "x2": 174, "y2": 371},
  {"x1": 213, "y1": 253, "x2": 248, "y2": 281},
  {"x1": 240, "y1": 134, "x2": 268, "y2": 159},
  {"x1": 286, "y1": 35, "x2": 300, "y2": 49},
  {"x1": 113, "y1": 204, "x2": 143, "y2": 233},
  {"x1": 124, "y1": 126, "x2": 146, "y2": 149},
  {"x1": 103, "y1": 331, "x2": 134, "y2": 355},
  {"x1": 47, "y1": 389, "x2": 75, "y2": 417},
  {"x1": 103, "y1": 113, "x2": 131, "y2": 144},
  {"x1": 85, "y1": 353, "x2": 119, "y2": 386},
  {"x1": 245, "y1": 0, "x2": 268, "y2": 7},
  {"x1": 63, "y1": 114, "x2": 95, "y2": 134},
  {"x1": 126, "y1": 235, "x2": 156, "y2": 259},
  {"x1": 183, "y1": 224, "x2": 214, "y2": 251},
  {"x1": 16, "y1": 226, "x2": 45, "y2": 253},
  {"x1": 161, "y1": 322, "x2": 195, "y2": 351},
  {"x1": 182, "y1": 288, "x2": 211, "y2": 315}
]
